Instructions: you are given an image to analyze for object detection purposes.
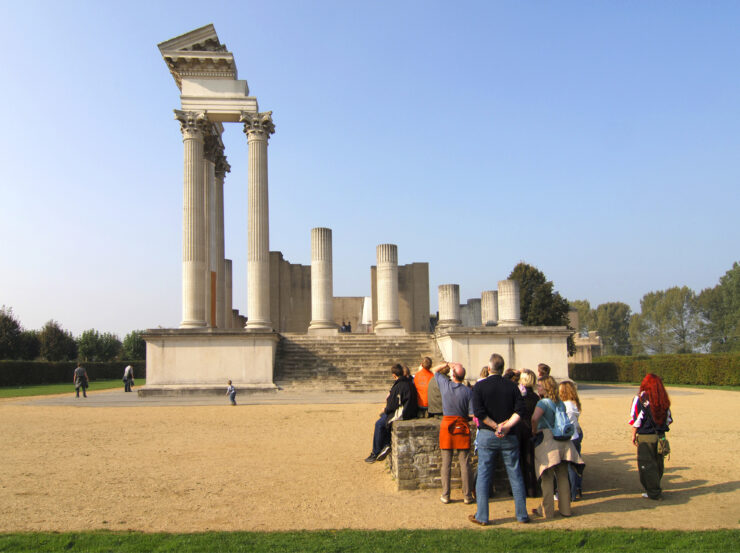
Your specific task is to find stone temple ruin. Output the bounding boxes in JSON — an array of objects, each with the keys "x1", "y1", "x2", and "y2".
[{"x1": 141, "y1": 25, "x2": 571, "y2": 395}]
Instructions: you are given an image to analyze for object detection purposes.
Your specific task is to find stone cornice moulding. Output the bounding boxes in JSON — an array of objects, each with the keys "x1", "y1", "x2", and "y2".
[{"x1": 159, "y1": 24, "x2": 238, "y2": 90}]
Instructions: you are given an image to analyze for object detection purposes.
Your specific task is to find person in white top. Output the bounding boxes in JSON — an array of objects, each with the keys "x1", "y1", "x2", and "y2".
[{"x1": 558, "y1": 380, "x2": 583, "y2": 501}]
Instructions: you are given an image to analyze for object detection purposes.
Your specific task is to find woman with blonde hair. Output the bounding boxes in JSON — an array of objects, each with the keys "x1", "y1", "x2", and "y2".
[
  {"x1": 516, "y1": 369, "x2": 540, "y2": 497},
  {"x1": 531, "y1": 376, "x2": 584, "y2": 518},
  {"x1": 559, "y1": 380, "x2": 583, "y2": 500}
]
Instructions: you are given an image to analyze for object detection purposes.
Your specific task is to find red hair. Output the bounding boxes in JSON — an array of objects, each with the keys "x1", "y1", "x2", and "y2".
[{"x1": 639, "y1": 373, "x2": 671, "y2": 425}]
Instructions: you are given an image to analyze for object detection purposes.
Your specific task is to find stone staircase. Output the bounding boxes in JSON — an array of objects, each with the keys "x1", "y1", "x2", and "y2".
[{"x1": 274, "y1": 333, "x2": 442, "y2": 392}]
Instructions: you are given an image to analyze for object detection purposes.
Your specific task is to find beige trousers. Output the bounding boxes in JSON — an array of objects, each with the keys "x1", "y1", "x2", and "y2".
[
  {"x1": 441, "y1": 448, "x2": 473, "y2": 501},
  {"x1": 539, "y1": 461, "x2": 571, "y2": 518}
]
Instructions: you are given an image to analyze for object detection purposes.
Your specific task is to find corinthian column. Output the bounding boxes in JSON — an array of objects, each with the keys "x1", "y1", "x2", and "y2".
[
  {"x1": 240, "y1": 111, "x2": 275, "y2": 331},
  {"x1": 374, "y1": 244, "x2": 404, "y2": 335},
  {"x1": 224, "y1": 258, "x2": 233, "y2": 329},
  {"x1": 308, "y1": 227, "x2": 339, "y2": 334},
  {"x1": 175, "y1": 110, "x2": 208, "y2": 328},
  {"x1": 215, "y1": 154, "x2": 230, "y2": 329},
  {"x1": 203, "y1": 128, "x2": 219, "y2": 327},
  {"x1": 481, "y1": 290, "x2": 498, "y2": 326},
  {"x1": 437, "y1": 284, "x2": 462, "y2": 329},
  {"x1": 498, "y1": 280, "x2": 522, "y2": 326}
]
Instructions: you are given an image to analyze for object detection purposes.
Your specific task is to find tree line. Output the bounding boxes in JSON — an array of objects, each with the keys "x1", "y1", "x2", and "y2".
[
  {"x1": 571, "y1": 262, "x2": 739, "y2": 355},
  {"x1": 0, "y1": 309, "x2": 146, "y2": 362}
]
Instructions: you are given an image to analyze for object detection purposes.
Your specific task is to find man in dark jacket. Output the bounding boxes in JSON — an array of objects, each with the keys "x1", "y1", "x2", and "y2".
[{"x1": 365, "y1": 364, "x2": 418, "y2": 463}]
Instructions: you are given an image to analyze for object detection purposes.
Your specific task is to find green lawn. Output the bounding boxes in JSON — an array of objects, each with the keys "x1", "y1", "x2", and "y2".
[
  {"x1": 577, "y1": 381, "x2": 740, "y2": 391},
  {"x1": 0, "y1": 379, "x2": 145, "y2": 398},
  {"x1": 0, "y1": 529, "x2": 737, "y2": 553}
]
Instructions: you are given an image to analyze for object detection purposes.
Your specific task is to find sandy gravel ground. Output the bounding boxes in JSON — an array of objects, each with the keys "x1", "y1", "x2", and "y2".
[{"x1": 0, "y1": 386, "x2": 738, "y2": 532}]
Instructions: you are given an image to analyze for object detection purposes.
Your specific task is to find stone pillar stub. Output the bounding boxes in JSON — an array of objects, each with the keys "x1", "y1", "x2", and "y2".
[
  {"x1": 308, "y1": 227, "x2": 339, "y2": 334},
  {"x1": 465, "y1": 298, "x2": 482, "y2": 328},
  {"x1": 176, "y1": 109, "x2": 208, "y2": 328},
  {"x1": 437, "y1": 284, "x2": 462, "y2": 328},
  {"x1": 374, "y1": 244, "x2": 405, "y2": 335},
  {"x1": 481, "y1": 290, "x2": 499, "y2": 326},
  {"x1": 498, "y1": 279, "x2": 522, "y2": 327},
  {"x1": 241, "y1": 111, "x2": 275, "y2": 331}
]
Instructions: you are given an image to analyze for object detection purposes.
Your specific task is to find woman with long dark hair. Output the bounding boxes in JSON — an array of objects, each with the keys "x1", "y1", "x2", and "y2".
[{"x1": 628, "y1": 373, "x2": 672, "y2": 500}]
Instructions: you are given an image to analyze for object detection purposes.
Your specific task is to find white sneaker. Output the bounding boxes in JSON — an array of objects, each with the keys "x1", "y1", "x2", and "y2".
[
  {"x1": 554, "y1": 493, "x2": 559, "y2": 501},
  {"x1": 641, "y1": 493, "x2": 649, "y2": 498},
  {"x1": 440, "y1": 495, "x2": 450, "y2": 504}
]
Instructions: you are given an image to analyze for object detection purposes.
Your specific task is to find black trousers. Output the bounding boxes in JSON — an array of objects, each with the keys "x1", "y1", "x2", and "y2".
[{"x1": 637, "y1": 434, "x2": 664, "y2": 499}]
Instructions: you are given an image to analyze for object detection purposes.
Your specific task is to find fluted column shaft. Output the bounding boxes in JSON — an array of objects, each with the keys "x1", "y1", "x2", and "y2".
[
  {"x1": 375, "y1": 244, "x2": 404, "y2": 334},
  {"x1": 176, "y1": 110, "x2": 207, "y2": 328},
  {"x1": 215, "y1": 155, "x2": 230, "y2": 328},
  {"x1": 309, "y1": 227, "x2": 338, "y2": 333},
  {"x1": 437, "y1": 284, "x2": 462, "y2": 328},
  {"x1": 498, "y1": 280, "x2": 522, "y2": 326},
  {"x1": 241, "y1": 112, "x2": 275, "y2": 331},
  {"x1": 224, "y1": 259, "x2": 233, "y2": 329},
  {"x1": 203, "y1": 133, "x2": 218, "y2": 327},
  {"x1": 481, "y1": 290, "x2": 499, "y2": 326}
]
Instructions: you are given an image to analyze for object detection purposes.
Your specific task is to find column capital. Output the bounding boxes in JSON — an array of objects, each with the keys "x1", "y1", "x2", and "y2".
[
  {"x1": 215, "y1": 154, "x2": 231, "y2": 180},
  {"x1": 240, "y1": 111, "x2": 275, "y2": 141},
  {"x1": 174, "y1": 110, "x2": 208, "y2": 140}
]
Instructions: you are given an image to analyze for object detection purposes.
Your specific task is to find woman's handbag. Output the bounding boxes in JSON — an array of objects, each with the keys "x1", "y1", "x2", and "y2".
[{"x1": 657, "y1": 435, "x2": 671, "y2": 458}]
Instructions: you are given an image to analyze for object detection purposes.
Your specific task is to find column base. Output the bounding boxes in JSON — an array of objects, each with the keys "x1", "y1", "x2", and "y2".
[
  {"x1": 180, "y1": 320, "x2": 207, "y2": 328},
  {"x1": 245, "y1": 321, "x2": 273, "y2": 332},
  {"x1": 497, "y1": 320, "x2": 522, "y2": 327},
  {"x1": 307, "y1": 327, "x2": 339, "y2": 335},
  {"x1": 436, "y1": 320, "x2": 462, "y2": 329},
  {"x1": 374, "y1": 321, "x2": 406, "y2": 336}
]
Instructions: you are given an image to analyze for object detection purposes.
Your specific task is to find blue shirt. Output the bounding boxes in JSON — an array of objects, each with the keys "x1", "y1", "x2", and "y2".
[{"x1": 435, "y1": 373, "x2": 473, "y2": 417}]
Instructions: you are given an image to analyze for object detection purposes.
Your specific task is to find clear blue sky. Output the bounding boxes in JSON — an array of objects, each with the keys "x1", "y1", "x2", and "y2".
[{"x1": 1, "y1": 1, "x2": 738, "y2": 338}]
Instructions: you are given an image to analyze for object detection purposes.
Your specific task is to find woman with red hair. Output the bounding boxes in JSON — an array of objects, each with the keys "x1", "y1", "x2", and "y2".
[{"x1": 628, "y1": 373, "x2": 673, "y2": 500}]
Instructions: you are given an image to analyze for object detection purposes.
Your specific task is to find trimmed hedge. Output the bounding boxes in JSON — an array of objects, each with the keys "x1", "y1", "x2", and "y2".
[
  {"x1": 0, "y1": 361, "x2": 146, "y2": 387},
  {"x1": 569, "y1": 353, "x2": 740, "y2": 386}
]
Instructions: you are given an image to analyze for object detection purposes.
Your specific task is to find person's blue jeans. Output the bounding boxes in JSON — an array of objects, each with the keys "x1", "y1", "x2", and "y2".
[
  {"x1": 372, "y1": 413, "x2": 391, "y2": 455},
  {"x1": 568, "y1": 433, "x2": 583, "y2": 500},
  {"x1": 474, "y1": 429, "x2": 528, "y2": 523}
]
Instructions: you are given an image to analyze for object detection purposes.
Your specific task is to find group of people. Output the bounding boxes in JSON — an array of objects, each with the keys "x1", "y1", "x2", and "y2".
[
  {"x1": 365, "y1": 354, "x2": 673, "y2": 525},
  {"x1": 339, "y1": 321, "x2": 352, "y2": 333},
  {"x1": 70, "y1": 364, "x2": 136, "y2": 397}
]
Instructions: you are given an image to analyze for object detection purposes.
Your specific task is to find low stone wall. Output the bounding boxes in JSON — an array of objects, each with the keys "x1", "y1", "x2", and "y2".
[
  {"x1": 389, "y1": 419, "x2": 474, "y2": 491},
  {"x1": 390, "y1": 418, "x2": 512, "y2": 492}
]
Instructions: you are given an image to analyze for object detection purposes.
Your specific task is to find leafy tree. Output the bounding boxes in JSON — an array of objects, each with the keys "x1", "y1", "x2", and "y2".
[
  {"x1": 77, "y1": 329, "x2": 101, "y2": 361},
  {"x1": 698, "y1": 262, "x2": 740, "y2": 352},
  {"x1": 98, "y1": 332, "x2": 122, "y2": 361},
  {"x1": 78, "y1": 329, "x2": 122, "y2": 362},
  {"x1": 0, "y1": 306, "x2": 22, "y2": 359},
  {"x1": 39, "y1": 320, "x2": 78, "y2": 361},
  {"x1": 569, "y1": 300, "x2": 594, "y2": 334},
  {"x1": 122, "y1": 330, "x2": 146, "y2": 360},
  {"x1": 17, "y1": 330, "x2": 41, "y2": 360},
  {"x1": 629, "y1": 287, "x2": 700, "y2": 354},
  {"x1": 508, "y1": 262, "x2": 574, "y2": 355},
  {"x1": 592, "y1": 302, "x2": 632, "y2": 355}
]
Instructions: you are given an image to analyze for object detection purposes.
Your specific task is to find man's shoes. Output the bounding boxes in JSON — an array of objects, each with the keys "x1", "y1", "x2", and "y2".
[
  {"x1": 375, "y1": 445, "x2": 391, "y2": 461},
  {"x1": 518, "y1": 517, "x2": 531, "y2": 524},
  {"x1": 364, "y1": 454, "x2": 377, "y2": 463},
  {"x1": 641, "y1": 493, "x2": 649, "y2": 498},
  {"x1": 440, "y1": 495, "x2": 450, "y2": 504},
  {"x1": 464, "y1": 497, "x2": 475, "y2": 505},
  {"x1": 468, "y1": 514, "x2": 487, "y2": 526}
]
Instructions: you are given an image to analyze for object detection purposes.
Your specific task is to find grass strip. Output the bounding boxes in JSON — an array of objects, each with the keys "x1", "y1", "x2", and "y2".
[
  {"x1": 0, "y1": 380, "x2": 146, "y2": 398},
  {"x1": 0, "y1": 529, "x2": 737, "y2": 553},
  {"x1": 576, "y1": 381, "x2": 740, "y2": 391}
]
